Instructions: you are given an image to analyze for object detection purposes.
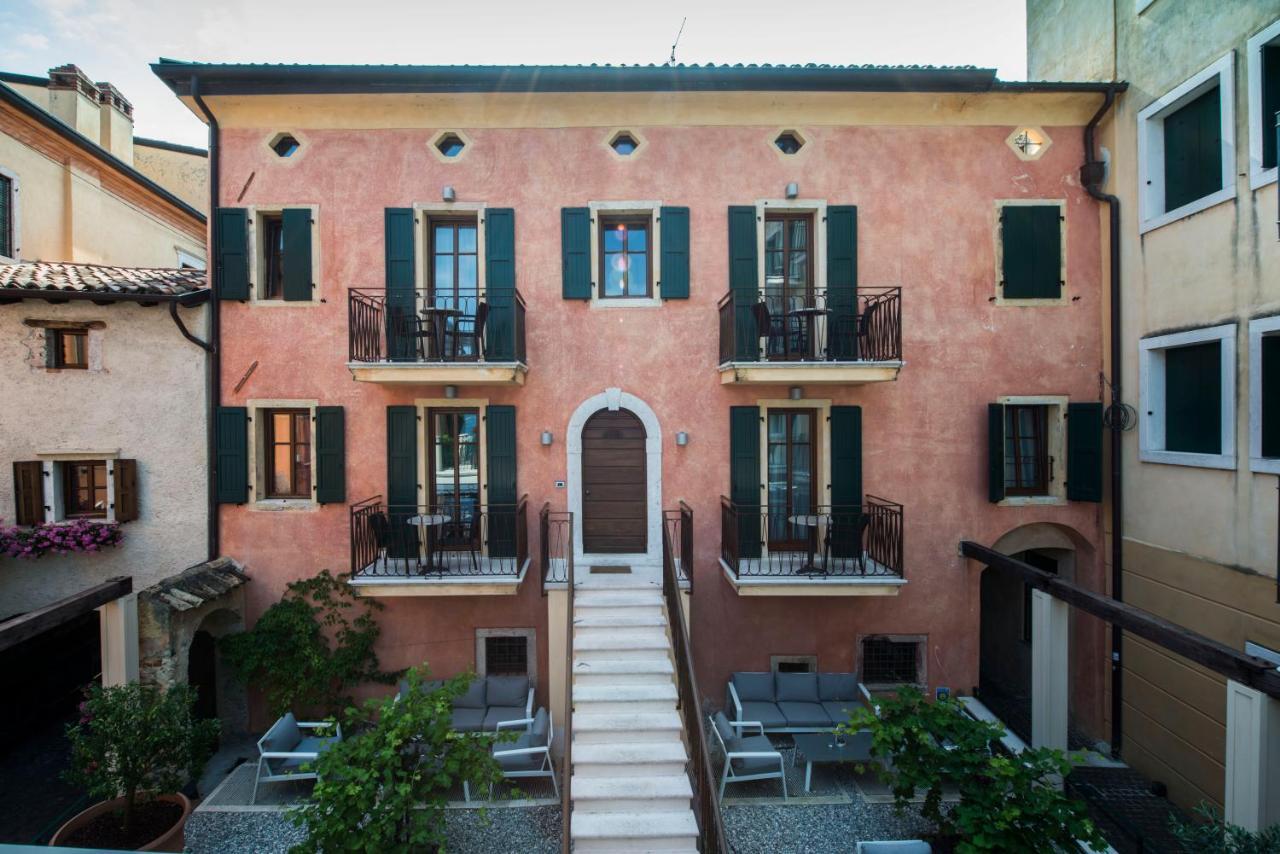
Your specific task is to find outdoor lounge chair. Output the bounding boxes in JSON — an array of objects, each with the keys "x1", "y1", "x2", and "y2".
[
  {"x1": 397, "y1": 674, "x2": 534, "y2": 733},
  {"x1": 709, "y1": 710, "x2": 787, "y2": 800},
  {"x1": 251, "y1": 712, "x2": 342, "y2": 804},
  {"x1": 491, "y1": 706, "x2": 558, "y2": 798},
  {"x1": 726, "y1": 671, "x2": 866, "y2": 733}
]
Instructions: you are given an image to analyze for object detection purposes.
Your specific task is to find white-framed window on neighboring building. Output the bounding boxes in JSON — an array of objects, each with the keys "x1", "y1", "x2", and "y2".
[
  {"x1": 0, "y1": 166, "x2": 19, "y2": 261},
  {"x1": 1138, "y1": 53, "x2": 1236, "y2": 233},
  {"x1": 1249, "y1": 316, "x2": 1280, "y2": 474},
  {"x1": 1247, "y1": 18, "x2": 1280, "y2": 189},
  {"x1": 1139, "y1": 323, "x2": 1237, "y2": 469},
  {"x1": 176, "y1": 248, "x2": 206, "y2": 271},
  {"x1": 10, "y1": 453, "x2": 138, "y2": 526}
]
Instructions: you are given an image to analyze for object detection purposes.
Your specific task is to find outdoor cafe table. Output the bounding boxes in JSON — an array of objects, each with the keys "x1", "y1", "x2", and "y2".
[
  {"x1": 788, "y1": 513, "x2": 828, "y2": 575},
  {"x1": 407, "y1": 513, "x2": 451, "y2": 573},
  {"x1": 792, "y1": 730, "x2": 873, "y2": 792}
]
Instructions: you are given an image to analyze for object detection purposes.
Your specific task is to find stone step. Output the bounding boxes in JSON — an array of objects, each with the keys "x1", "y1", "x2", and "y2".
[
  {"x1": 573, "y1": 659, "x2": 674, "y2": 686},
  {"x1": 573, "y1": 611, "x2": 667, "y2": 628},
  {"x1": 574, "y1": 682, "x2": 678, "y2": 704},
  {"x1": 570, "y1": 809, "x2": 699, "y2": 851},
  {"x1": 573, "y1": 710, "x2": 682, "y2": 744},
  {"x1": 573, "y1": 589, "x2": 664, "y2": 608},
  {"x1": 572, "y1": 773, "x2": 693, "y2": 812},
  {"x1": 574, "y1": 629, "x2": 669, "y2": 651},
  {"x1": 572, "y1": 741, "x2": 690, "y2": 778}
]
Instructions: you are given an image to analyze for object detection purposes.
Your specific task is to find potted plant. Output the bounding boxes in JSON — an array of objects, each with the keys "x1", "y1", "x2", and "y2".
[{"x1": 52, "y1": 682, "x2": 219, "y2": 851}]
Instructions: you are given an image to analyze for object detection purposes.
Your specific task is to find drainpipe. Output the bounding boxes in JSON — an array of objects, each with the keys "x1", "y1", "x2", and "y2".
[
  {"x1": 191, "y1": 76, "x2": 221, "y2": 563},
  {"x1": 1082, "y1": 85, "x2": 1125, "y2": 758},
  {"x1": 168, "y1": 296, "x2": 213, "y2": 352}
]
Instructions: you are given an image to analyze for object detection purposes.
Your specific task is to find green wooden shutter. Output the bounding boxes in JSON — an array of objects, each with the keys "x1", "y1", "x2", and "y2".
[
  {"x1": 1165, "y1": 342, "x2": 1222, "y2": 454},
  {"x1": 829, "y1": 406, "x2": 863, "y2": 557},
  {"x1": 561, "y1": 207, "x2": 591, "y2": 299},
  {"x1": 485, "y1": 208, "x2": 516, "y2": 360},
  {"x1": 315, "y1": 406, "x2": 345, "y2": 504},
  {"x1": 111, "y1": 459, "x2": 138, "y2": 522},
  {"x1": 728, "y1": 206, "x2": 759, "y2": 361},
  {"x1": 1164, "y1": 86, "x2": 1222, "y2": 211},
  {"x1": 730, "y1": 405, "x2": 761, "y2": 559},
  {"x1": 485, "y1": 405, "x2": 518, "y2": 558},
  {"x1": 1264, "y1": 46, "x2": 1280, "y2": 170},
  {"x1": 1263, "y1": 335, "x2": 1280, "y2": 458},
  {"x1": 0, "y1": 174, "x2": 12, "y2": 258},
  {"x1": 281, "y1": 208, "x2": 313, "y2": 302},
  {"x1": 385, "y1": 208, "x2": 416, "y2": 361},
  {"x1": 827, "y1": 206, "x2": 859, "y2": 359},
  {"x1": 386, "y1": 405, "x2": 419, "y2": 558},
  {"x1": 988, "y1": 403, "x2": 1005, "y2": 502},
  {"x1": 215, "y1": 406, "x2": 249, "y2": 504},
  {"x1": 12, "y1": 461, "x2": 44, "y2": 526},
  {"x1": 659, "y1": 206, "x2": 690, "y2": 299},
  {"x1": 1001, "y1": 205, "x2": 1061, "y2": 299},
  {"x1": 1066, "y1": 402, "x2": 1103, "y2": 502},
  {"x1": 216, "y1": 208, "x2": 250, "y2": 301}
]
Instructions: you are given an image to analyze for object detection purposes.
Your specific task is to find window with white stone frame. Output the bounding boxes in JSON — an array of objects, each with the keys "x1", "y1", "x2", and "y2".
[
  {"x1": 476, "y1": 628, "x2": 536, "y2": 683},
  {"x1": 1139, "y1": 323, "x2": 1237, "y2": 470},
  {"x1": 1249, "y1": 316, "x2": 1280, "y2": 474}
]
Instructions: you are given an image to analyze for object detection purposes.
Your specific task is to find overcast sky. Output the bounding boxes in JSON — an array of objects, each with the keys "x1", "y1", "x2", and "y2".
[{"x1": 0, "y1": 0, "x2": 1028, "y2": 149}]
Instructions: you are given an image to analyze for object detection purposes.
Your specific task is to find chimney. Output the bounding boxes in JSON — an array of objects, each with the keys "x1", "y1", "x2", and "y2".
[
  {"x1": 47, "y1": 64, "x2": 101, "y2": 145},
  {"x1": 96, "y1": 82, "x2": 134, "y2": 164}
]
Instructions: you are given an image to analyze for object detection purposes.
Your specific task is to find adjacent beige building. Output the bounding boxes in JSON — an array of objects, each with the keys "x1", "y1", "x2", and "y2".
[{"x1": 1029, "y1": 0, "x2": 1280, "y2": 814}]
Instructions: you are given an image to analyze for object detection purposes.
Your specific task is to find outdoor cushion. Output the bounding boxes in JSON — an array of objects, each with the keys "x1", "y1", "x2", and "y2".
[
  {"x1": 822, "y1": 701, "x2": 858, "y2": 725},
  {"x1": 495, "y1": 733, "x2": 541, "y2": 772},
  {"x1": 712, "y1": 711, "x2": 736, "y2": 746},
  {"x1": 775, "y1": 672, "x2": 819, "y2": 703},
  {"x1": 455, "y1": 678, "x2": 487, "y2": 709},
  {"x1": 732, "y1": 672, "x2": 776, "y2": 703},
  {"x1": 857, "y1": 843, "x2": 932, "y2": 854},
  {"x1": 738, "y1": 701, "x2": 787, "y2": 729},
  {"x1": 486, "y1": 675, "x2": 529, "y2": 707},
  {"x1": 778, "y1": 701, "x2": 833, "y2": 728},
  {"x1": 728, "y1": 734, "x2": 780, "y2": 773},
  {"x1": 483, "y1": 706, "x2": 529, "y2": 731},
  {"x1": 262, "y1": 713, "x2": 301, "y2": 754},
  {"x1": 450, "y1": 707, "x2": 486, "y2": 732},
  {"x1": 277, "y1": 735, "x2": 339, "y2": 770},
  {"x1": 530, "y1": 707, "x2": 550, "y2": 746},
  {"x1": 819, "y1": 673, "x2": 858, "y2": 701}
]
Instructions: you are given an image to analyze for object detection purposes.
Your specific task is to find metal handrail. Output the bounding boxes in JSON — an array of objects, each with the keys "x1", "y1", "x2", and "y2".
[
  {"x1": 547, "y1": 506, "x2": 574, "y2": 854},
  {"x1": 663, "y1": 506, "x2": 729, "y2": 853}
]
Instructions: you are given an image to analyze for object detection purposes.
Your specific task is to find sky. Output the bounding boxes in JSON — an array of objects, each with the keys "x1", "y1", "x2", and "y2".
[{"x1": 0, "y1": 0, "x2": 1029, "y2": 149}]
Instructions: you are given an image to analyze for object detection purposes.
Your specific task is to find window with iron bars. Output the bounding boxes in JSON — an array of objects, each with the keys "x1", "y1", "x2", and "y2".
[
  {"x1": 484, "y1": 635, "x2": 529, "y2": 676},
  {"x1": 861, "y1": 637, "x2": 920, "y2": 685}
]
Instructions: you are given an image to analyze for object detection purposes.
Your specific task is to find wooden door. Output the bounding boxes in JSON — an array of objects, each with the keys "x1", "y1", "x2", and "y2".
[{"x1": 582, "y1": 409, "x2": 647, "y2": 553}]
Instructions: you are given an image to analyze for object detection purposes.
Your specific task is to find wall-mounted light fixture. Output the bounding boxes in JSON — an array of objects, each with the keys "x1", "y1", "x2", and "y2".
[
  {"x1": 442, "y1": 185, "x2": 456, "y2": 202},
  {"x1": 540, "y1": 431, "x2": 554, "y2": 446},
  {"x1": 444, "y1": 385, "x2": 458, "y2": 399},
  {"x1": 785, "y1": 182, "x2": 799, "y2": 199},
  {"x1": 788, "y1": 386, "x2": 803, "y2": 400},
  {"x1": 675, "y1": 431, "x2": 689, "y2": 446}
]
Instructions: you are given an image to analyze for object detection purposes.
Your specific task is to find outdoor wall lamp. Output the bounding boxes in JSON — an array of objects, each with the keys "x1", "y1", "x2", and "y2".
[
  {"x1": 676, "y1": 431, "x2": 689, "y2": 446},
  {"x1": 789, "y1": 386, "x2": 803, "y2": 400},
  {"x1": 444, "y1": 385, "x2": 458, "y2": 399},
  {"x1": 785, "y1": 182, "x2": 799, "y2": 199},
  {"x1": 442, "y1": 185, "x2": 457, "y2": 202},
  {"x1": 541, "y1": 431, "x2": 554, "y2": 446}
]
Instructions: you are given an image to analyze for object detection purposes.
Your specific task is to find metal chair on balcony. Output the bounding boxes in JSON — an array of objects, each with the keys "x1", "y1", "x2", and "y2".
[
  {"x1": 368, "y1": 511, "x2": 394, "y2": 571},
  {"x1": 751, "y1": 301, "x2": 786, "y2": 360},
  {"x1": 854, "y1": 300, "x2": 881, "y2": 361},
  {"x1": 822, "y1": 513, "x2": 871, "y2": 575},
  {"x1": 449, "y1": 301, "x2": 488, "y2": 360}
]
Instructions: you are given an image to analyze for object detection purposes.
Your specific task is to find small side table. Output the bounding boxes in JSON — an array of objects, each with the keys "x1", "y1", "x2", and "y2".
[{"x1": 788, "y1": 514, "x2": 828, "y2": 575}]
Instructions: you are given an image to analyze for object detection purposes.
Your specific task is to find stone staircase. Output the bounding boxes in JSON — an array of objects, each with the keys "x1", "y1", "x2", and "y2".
[{"x1": 568, "y1": 565, "x2": 699, "y2": 852}]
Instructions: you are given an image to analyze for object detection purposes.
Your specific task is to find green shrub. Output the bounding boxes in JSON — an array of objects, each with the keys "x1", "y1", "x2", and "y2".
[
  {"x1": 841, "y1": 687, "x2": 1105, "y2": 853},
  {"x1": 290, "y1": 669, "x2": 511, "y2": 853},
  {"x1": 1171, "y1": 803, "x2": 1280, "y2": 853},
  {"x1": 221, "y1": 570, "x2": 396, "y2": 716}
]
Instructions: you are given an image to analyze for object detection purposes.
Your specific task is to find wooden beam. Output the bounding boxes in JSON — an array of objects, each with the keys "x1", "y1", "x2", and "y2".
[
  {"x1": 0, "y1": 576, "x2": 132, "y2": 653},
  {"x1": 960, "y1": 541, "x2": 1280, "y2": 699}
]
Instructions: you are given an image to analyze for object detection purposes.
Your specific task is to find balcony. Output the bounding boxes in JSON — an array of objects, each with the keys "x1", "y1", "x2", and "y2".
[
  {"x1": 349, "y1": 496, "x2": 530, "y2": 596},
  {"x1": 347, "y1": 289, "x2": 527, "y2": 385},
  {"x1": 718, "y1": 497, "x2": 905, "y2": 596},
  {"x1": 717, "y1": 286, "x2": 902, "y2": 384}
]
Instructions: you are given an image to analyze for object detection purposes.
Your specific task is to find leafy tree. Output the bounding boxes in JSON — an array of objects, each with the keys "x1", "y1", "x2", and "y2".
[
  {"x1": 221, "y1": 570, "x2": 395, "y2": 716},
  {"x1": 1171, "y1": 803, "x2": 1280, "y2": 853},
  {"x1": 64, "y1": 682, "x2": 219, "y2": 838},
  {"x1": 290, "y1": 669, "x2": 511, "y2": 853},
  {"x1": 841, "y1": 687, "x2": 1106, "y2": 853}
]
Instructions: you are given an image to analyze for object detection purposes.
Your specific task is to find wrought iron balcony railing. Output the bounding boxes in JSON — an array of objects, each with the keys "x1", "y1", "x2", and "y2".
[
  {"x1": 350, "y1": 496, "x2": 528, "y2": 578},
  {"x1": 718, "y1": 286, "x2": 901, "y2": 365},
  {"x1": 348, "y1": 288, "x2": 526, "y2": 364}
]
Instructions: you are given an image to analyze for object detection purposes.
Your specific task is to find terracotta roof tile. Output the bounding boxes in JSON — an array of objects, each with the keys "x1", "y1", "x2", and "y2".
[{"x1": 0, "y1": 261, "x2": 208, "y2": 297}]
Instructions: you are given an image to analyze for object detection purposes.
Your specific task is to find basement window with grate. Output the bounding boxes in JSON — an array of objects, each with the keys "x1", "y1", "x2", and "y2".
[
  {"x1": 483, "y1": 635, "x2": 529, "y2": 676},
  {"x1": 860, "y1": 637, "x2": 921, "y2": 686}
]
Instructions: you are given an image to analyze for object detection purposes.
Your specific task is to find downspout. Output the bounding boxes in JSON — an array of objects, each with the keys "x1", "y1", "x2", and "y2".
[
  {"x1": 168, "y1": 297, "x2": 213, "y2": 353},
  {"x1": 191, "y1": 76, "x2": 221, "y2": 563},
  {"x1": 1082, "y1": 85, "x2": 1124, "y2": 759}
]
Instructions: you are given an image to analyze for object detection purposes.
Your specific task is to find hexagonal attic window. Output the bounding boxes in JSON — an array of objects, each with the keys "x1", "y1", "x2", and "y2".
[
  {"x1": 270, "y1": 133, "x2": 300, "y2": 158},
  {"x1": 774, "y1": 131, "x2": 804, "y2": 155},
  {"x1": 435, "y1": 133, "x2": 466, "y2": 158},
  {"x1": 610, "y1": 132, "x2": 639, "y2": 155}
]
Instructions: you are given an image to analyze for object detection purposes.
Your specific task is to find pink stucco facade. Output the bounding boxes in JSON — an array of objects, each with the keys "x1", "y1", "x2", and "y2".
[{"x1": 214, "y1": 107, "x2": 1107, "y2": 736}]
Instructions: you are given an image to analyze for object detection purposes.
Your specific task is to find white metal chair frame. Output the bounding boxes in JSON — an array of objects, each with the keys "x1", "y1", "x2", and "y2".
[
  {"x1": 489, "y1": 708, "x2": 559, "y2": 799},
  {"x1": 709, "y1": 716, "x2": 788, "y2": 800},
  {"x1": 251, "y1": 717, "x2": 343, "y2": 804}
]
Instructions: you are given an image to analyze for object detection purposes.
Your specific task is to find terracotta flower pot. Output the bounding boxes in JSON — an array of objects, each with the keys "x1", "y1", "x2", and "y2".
[{"x1": 49, "y1": 792, "x2": 192, "y2": 852}]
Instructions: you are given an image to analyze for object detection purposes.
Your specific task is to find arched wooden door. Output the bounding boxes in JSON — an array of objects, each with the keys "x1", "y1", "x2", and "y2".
[{"x1": 581, "y1": 409, "x2": 647, "y2": 553}]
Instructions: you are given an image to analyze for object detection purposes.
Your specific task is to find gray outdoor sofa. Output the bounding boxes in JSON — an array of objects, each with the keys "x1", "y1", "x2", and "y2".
[
  {"x1": 726, "y1": 671, "x2": 870, "y2": 733},
  {"x1": 399, "y1": 674, "x2": 535, "y2": 733}
]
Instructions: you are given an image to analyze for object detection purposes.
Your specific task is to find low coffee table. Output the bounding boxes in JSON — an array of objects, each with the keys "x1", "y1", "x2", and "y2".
[{"x1": 792, "y1": 731, "x2": 873, "y2": 793}]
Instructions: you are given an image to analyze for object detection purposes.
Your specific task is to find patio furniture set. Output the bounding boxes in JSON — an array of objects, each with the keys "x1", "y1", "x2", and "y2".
[
  {"x1": 390, "y1": 300, "x2": 488, "y2": 363},
  {"x1": 750, "y1": 297, "x2": 880, "y2": 362},
  {"x1": 249, "y1": 675, "x2": 553, "y2": 804},
  {"x1": 366, "y1": 508, "x2": 484, "y2": 576}
]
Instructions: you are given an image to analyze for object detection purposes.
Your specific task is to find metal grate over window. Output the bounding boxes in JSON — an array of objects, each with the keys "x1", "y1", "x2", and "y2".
[
  {"x1": 484, "y1": 635, "x2": 528, "y2": 676},
  {"x1": 861, "y1": 637, "x2": 919, "y2": 684}
]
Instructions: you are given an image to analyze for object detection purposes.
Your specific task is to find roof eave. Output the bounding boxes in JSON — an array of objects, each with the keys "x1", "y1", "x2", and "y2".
[{"x1": 0, "y1": 287, "x2": 210, "y2": 306}]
